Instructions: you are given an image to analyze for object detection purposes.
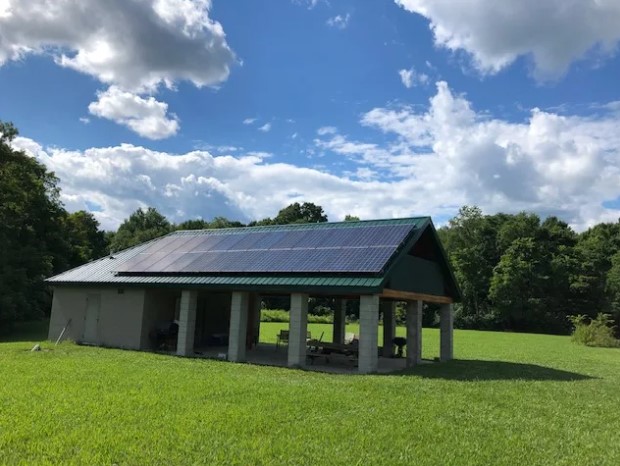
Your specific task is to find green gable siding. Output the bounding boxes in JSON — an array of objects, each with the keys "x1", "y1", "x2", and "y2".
[{"x1": 385, "y1": 255, "x2": 445, "y2": 296}]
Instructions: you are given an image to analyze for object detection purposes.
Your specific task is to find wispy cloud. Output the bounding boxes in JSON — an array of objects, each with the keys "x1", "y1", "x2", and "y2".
[
  {"x1": 398, "y1": 67, "x2": 429, "y2": 88},
  {"x1": 317, "y1": 126, "x2": 337, "y2": 135},
  {"x1": 292, "y1": 0, "x2": 323, "y2": 10},
  {"x1": 243, "y1": 117, "x2": 256, "y2": 125},
  {"x1": 258, "y1": 122, "x2": 272, "y2": 132},
  {"x1": 326, "y1": 13, "x2": 350, "y2": 30}
]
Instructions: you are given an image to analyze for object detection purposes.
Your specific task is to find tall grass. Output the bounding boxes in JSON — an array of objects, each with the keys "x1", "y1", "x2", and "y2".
[{"x1": 569, "y1": 313, "x2": 620, "y2": 348}]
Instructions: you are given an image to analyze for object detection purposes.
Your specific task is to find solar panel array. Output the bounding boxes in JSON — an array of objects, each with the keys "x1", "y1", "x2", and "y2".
[{"x1": 115, "y1": 224, "x2": 414, "y2": 275}]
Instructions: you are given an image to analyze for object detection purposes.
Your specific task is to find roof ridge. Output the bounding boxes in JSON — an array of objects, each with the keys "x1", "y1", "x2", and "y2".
[{"x1": 174, "y1": 216, "x2": 429, "y2": 235}]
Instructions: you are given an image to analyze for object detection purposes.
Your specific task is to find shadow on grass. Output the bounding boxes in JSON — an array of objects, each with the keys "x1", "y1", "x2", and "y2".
[
  {"x1": 396, "y1": 359, "x2": 594, "y2": 382},
  {"x1": 0, "y1": 320, "x2": 49, "y2": 343}
]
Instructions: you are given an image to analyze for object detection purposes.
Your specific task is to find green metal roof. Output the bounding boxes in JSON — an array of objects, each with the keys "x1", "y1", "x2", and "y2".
[{"x1": 47, "y1": 217, "x2": 430, "y2": 293}]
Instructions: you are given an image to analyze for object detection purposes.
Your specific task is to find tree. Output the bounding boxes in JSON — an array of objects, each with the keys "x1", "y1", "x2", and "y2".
[
  {"x1": 111, "y1": 207, "x2": 172, "y2": 251},
  {"x1": 177, "y1": 217, "x2": 245, "y2": 230},
  {"x1": 572, "y1": 222, "x2": 620, "y2": 317},
  {"x1": 64, "y1": 211, "x2": 109, "y2": 268},
  {"x1": 441, "y1": 207, "x2": 581, "y2": 333},
  {"x1": 272, "y1": 202, "x2": 328, "y2": 225},
  {"x1": 489, "y1": 238, "x2": 545, "y2": 331},
  {"x1": 538, "y1": 217, "x2": 579, "y2": 327},
  {"x1": 177, "y1": 219, "x2": 210, "y2": 230},
  {"x1": 496, "y1": 212, "x2": 540, "y2": 254},
  {"x1": 344, "y1": 214, "x2": 360, "y2": 222},
  {"x1": 439, "y1": 206, "x2": 499, "y2": 326},
  {"x1": 0, "y1": 121, "x2": 67, "y2": 324},
  {"x1": 209, "y1": 216, "x2": 244, "y2": 229},
  {"x1": 605, "y1": 250, "x2": 620, "y2": 334}
]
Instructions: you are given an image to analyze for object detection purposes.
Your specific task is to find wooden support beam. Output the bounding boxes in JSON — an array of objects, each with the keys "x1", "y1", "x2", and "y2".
[{"x1": 379, "y1": 288, "x2": 453, "y2": 304}]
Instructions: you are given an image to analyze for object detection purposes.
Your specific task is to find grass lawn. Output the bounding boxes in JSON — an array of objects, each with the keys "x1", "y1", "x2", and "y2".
[{"x1": 1, "y1": 324, "x2": 619, "y2": 465}]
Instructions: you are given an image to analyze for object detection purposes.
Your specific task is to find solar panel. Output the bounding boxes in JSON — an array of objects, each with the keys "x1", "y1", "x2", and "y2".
[{"x1": 116, "y1": 223, "x2": 415, "y2": 275}]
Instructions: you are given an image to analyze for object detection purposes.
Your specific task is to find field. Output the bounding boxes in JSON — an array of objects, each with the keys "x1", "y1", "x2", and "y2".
[{"x1": 1, "y1": 323, "x2": 619, "y2": 465}]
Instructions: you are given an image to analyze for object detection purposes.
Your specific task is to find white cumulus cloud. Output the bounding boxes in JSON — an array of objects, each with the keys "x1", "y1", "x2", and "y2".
[
  {"x1": 0, "y1": 0, "x2": 236, "y2": 138},
  {"x1": 88, "y1": 87, "x2": 179, "y2": 140},
  {"x1": 11, "y1": 81, "x2": 620, "y2": 232},
  {"x1": 258, "y1": 122, "x2": 272, "y2": 132},
  {"x1": 13, "y1": 139, "x2": 412, "y2": 230},
  {"x1": 0, "y1": 0, "x2": 235, "y2": 92},
  {"x1": 316, "y1": 81, "x2": 620, "y2": 229},
  {"x1": 395, "y1": 0, "x2": 620, "y2": 79}
]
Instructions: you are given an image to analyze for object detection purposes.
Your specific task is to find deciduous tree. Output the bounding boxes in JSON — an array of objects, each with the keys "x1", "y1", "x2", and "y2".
[{"x1": 111, "y1": 207, "x2": 172, "y2": 251}]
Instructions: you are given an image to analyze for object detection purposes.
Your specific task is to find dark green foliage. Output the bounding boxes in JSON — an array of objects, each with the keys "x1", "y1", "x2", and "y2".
[
  {"x1": 439, "y1": 206, "x2": 500, "y2": 324},
  {"x1": 259, "y1": 309, "x2": 290, "y2": 322},
  {"x1": 110, "y1": 207, "x2": 172, "y2": 251},
  {"x1": 259, "y1": 309, "x2": 333, "y2": 324},
  {"x1": 176, "y1": 216, "x2": 245, "y2": 231},
  {"x1": 274, "y1": 201, "x2": 327, "y2": 224},
  {"x1": 442, "y1": 205, "x2": 620, "y2": 334},
  {"x1": 569, "y1": 313, "x2": 620, "y2": 347},
  {"x1": 344, "y1": 214, "x2": 360, "y2": 222},
  {"x1": 252, "y1": 202, "x2": 328, "y2": 226},
  {"x1": 64, "y1": 211, "x2": 109, "y2": 267},
  {"x1": 0, "y1": 122, "x2": 67, "y2": 326},
  {"x1": 489, "y1": 237, "x2": 550, "y2": 331},
  {"x1": 176, "y1": 218, "x2": 210, "y2": 230}
]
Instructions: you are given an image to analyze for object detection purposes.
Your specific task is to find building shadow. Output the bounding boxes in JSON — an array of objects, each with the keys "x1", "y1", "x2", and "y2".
[{"x1": 392, "y1": 359, "x2": 594, "y2": 382}]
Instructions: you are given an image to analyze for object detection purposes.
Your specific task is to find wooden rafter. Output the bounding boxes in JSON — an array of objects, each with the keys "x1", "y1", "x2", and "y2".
[{"x1": 379, "y1": 288, "x2": 453, "y2": 304}]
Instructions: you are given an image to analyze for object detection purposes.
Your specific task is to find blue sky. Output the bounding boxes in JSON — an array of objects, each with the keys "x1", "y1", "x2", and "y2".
[{"x1": 2, "y1": 0, "x2": 620, "y2": 230}]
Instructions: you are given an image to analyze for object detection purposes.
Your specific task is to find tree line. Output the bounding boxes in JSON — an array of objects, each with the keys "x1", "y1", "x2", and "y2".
[
  {"x1": 2, "y1": 120, "x2": 619, "y2": 335},
  {"x1": 438, "y1": 206, "x2": 620, "y2": 335}
]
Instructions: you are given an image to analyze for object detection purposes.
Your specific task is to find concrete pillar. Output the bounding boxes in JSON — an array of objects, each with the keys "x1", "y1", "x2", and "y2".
[
  {"x1": 288, "y1": 293, "x2": 309, "y2": 368},
  {"x1": 440, "y1": 303, "x2": 454, "y2": 362},
  {"x1": 381, "y1": 301, "x2": 396, "y2": 357},
  {"x1": 406, "y1": 300, "x2": 423, "y2": 367},
  {"x1": 333, "y1": 299, "x2": 346, "y2": 344},
  {"x1": 228, "y1": 291, "x2": 249, "y2": 362},
  {"x1": 249, "y1": 293, "x2": 262, "y2": 348},
  {"x1": 177, "y1": 290, "x2": 197, "y2": 356},
  {"x1": 359, "y1": 294, "x2": 379, "y2": 374}
]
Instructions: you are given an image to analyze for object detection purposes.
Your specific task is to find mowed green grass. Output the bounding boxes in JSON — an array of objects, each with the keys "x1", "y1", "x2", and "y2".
[{"x1": 1, "y1": 324, "x2": 619, "y2": 465}]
